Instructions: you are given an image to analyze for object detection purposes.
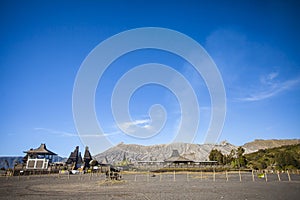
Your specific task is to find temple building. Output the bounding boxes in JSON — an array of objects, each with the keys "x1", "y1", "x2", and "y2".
[
  {"x1": 66, "y1": 146, "x2": 93, "y2": 169},
  {"x1": 164, "y1": 150, "x2": 194, "y2": 166},
  {"x1": 66, "y1": 146, "x2": 82, "y2": 169},
  {"x1": 136, "y1": 149, "x2": 217, "y2": 170},
  {"x1": 23, "y1": 143, "x2": 57, "y2": 169},
  {"x1": 83, "y1": 146, "x2": 93, "y2": 169}
]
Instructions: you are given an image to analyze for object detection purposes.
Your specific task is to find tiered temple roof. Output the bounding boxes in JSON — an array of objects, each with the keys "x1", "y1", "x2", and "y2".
[
  {"x1": 24, "y1": 143, "x2": 57, "y2": 155},
  {"x1": 23, "y1": 143, "x2": 57, "y2": 166}
]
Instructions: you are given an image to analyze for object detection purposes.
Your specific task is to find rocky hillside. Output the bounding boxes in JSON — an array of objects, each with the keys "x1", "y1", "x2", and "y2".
[
  {"x1": 0, "y1": 157, "x2": 23, "y2": 169},
  {"x1": 94, "y1": 139, "x2": 300, "y2": 164},
  {"x1": 94, "y1": 142, "x2": 237, "y2": 164},
  {"x1": 242, "y1": 139, "x2": 300, "y2": 153}
]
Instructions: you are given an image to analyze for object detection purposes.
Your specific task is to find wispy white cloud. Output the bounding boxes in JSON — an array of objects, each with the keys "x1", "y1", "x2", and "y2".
[
  {"x1": 34, "y1": 128, "x2": 121, "y2": 138},
  {"x1": 237, "y1": 73, "x2": 300, "y2": 102},
  {"x1": 205, "y1": 28, "x2": 299, "y2": 103},
  {"x1": 118, "y1": 119, "x2": 152, "y2": 134}
]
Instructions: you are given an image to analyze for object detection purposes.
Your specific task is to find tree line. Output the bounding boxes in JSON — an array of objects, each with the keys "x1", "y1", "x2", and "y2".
[{"x1": 209, "y1": 144, "x2": 300, "y2": 170}]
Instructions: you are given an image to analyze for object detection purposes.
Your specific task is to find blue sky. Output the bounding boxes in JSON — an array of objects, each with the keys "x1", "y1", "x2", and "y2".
[{"x1": 1, "y1": 0, "x2": 299, "y2": 156}]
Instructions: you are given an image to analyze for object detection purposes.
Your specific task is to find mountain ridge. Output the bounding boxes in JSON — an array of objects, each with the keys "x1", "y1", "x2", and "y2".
[
  {"x1": 94, "y1": 139, "x2": 300, "y2": 164},
  {"x1": 243, "y1": 139, "x2": 300, "y2": 153}
]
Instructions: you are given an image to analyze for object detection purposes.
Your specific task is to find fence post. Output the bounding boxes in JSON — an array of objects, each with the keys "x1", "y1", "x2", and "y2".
[
  {"x1": 187, "y1": 172, "x2": 189, "y2": 182},
  {"x1": 200, "y1": 171, "x2": 203, "y2": 181},
  {"x1": 239, "y1": 170, "x2": 242, "y2": 182},
  {"x1": 265, "y1": 172, "x2": 268, "y2": 182},
  {"x1": 147, "y1": 172, "x2": 149, "y2": 182},
  {"x1": 277, "y1": 171, "x2": 281, "y2": 181},
  {"x1": 252, "y1": 170, "x2": 255, "y2": 182},
  {"x1": 213, "y1": 169, "x2": 216, "y2": 182},
  {"x1": 173, "y1": 171, "x2": 176, "y2": 182},
  {"x1": 226, "y1": 171, "x2": 228, "y2": 182},
  {"x1": 287, "y1": 170, "x2": 291, "y2": 182}
]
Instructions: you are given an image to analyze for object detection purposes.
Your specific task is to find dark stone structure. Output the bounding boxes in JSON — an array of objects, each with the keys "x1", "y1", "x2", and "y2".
[
  {"x1": 66, "y1": 146, "x2": 92, "y2": 169},
  {"x1": 83, "y1": 146, "x2": 92, "y2": 169},
  {"x1": 66, "y1": 146, "x2": 83, "y2": 169}
]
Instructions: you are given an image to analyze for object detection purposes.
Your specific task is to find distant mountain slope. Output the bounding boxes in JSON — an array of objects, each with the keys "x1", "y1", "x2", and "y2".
[
  {"x1": 95, "y1": 139, "x2": 300, "y2": 164},
  {"x1": 94, "y1": 142, "x2": 237, "y2": 164},
  {"x1": 242, "y1": 139, "x2": 300, "y2": 153},
  {"x1": 245, "y1": 144, "x2": 300, "y2": 170},
  {"x1": 0, "y1": 156, "x2": 67, "y2": 169},
  {"x1": 0, "y1": 157, "x2": 23, "y2": 169}
]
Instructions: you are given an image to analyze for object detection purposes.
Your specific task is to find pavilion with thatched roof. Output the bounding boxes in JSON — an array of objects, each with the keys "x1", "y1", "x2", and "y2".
[
  {"x1": 164, "y1": 150, "x2": 194, "y2": 166},
  {"x1": 23, "y1": 143, "x2": 57, "y2": 162},
  {"x1": 23, "y1": 143, "x2": 57, "y2": 170}
]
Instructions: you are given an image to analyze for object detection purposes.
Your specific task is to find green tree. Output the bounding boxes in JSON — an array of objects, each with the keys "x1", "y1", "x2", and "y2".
[
  {"x1": 275, "y1": 151, "x2": 298, "y2": 170},
  {"x1": 237, "y1": 147, "x2": 245, "y2": 157},
  {"x1": 258, "y1": 161, "x2": 267, "y2": 169},
  {"x1": 225, "y1": 149, "x2": 235, "y2": 165},
  {"x1": 209, "y1": 149, "x2": 224, "y2": 165},
  {"x1": 231, "y1": 147, "x2": 247, "y2": 168}
]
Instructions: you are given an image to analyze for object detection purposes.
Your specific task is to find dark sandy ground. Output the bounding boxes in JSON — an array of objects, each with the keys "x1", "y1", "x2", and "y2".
[{"x1": 0, "y1": 172, "x2": 299, "y2": 200}]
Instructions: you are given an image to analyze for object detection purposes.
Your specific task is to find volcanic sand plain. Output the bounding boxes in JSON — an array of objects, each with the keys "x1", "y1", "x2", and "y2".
[{"x1": 0, "y1": 172, "x2": 299, "y2": 200}]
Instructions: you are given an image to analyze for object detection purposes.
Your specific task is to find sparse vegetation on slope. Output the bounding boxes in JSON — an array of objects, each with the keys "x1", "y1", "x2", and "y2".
[
  {"x1": 208, "y1": 144, "x2": 300, "y2": 170},
  {"x1": 245, "y1": 144, "x2": 300, "y2": 170}
]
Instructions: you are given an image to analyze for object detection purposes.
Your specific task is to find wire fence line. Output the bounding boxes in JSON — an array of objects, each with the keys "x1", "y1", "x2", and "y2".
[
  {"x1": 1, "y1": 170, "x2": 300, "y2": 183},
  {"x1": 122, "y1": 171, "x2": 300, "y2": 183}
]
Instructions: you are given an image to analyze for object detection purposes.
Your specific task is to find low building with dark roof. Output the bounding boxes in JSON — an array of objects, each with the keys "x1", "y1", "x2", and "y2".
[{"x1": 164, "y1": 150, "x2": 194, "y2": 166}]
